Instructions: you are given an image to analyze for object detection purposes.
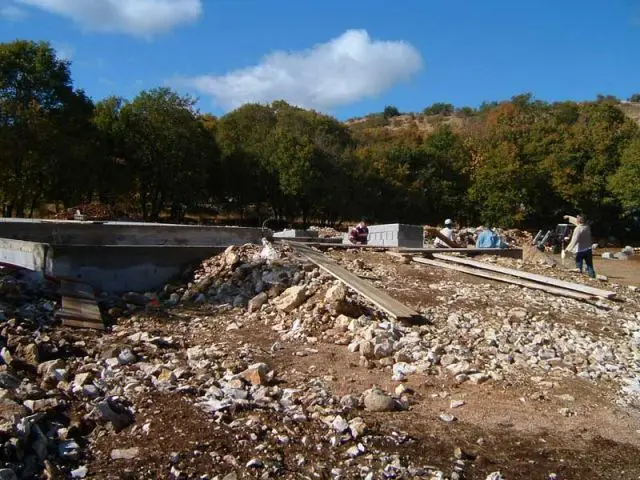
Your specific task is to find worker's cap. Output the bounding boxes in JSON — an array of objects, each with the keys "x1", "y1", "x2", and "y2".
[{"x1": 444, "y1": 218, "x2": 452, "y2": 225}]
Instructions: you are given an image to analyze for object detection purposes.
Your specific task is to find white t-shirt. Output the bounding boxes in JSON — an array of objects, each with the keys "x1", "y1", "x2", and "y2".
[{"x1": 434, "y1": 227, "x2": 454, "y2": 246}]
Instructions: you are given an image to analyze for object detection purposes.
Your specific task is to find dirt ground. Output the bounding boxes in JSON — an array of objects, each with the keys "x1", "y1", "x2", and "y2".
[{"x1": 81, "y1": 250, "x2": 640, "y2": 480}]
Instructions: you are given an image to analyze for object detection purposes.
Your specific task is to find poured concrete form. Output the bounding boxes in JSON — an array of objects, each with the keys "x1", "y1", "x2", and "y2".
[{"x1": 0, "y1": 219, "x2": 267, "y2": 292}]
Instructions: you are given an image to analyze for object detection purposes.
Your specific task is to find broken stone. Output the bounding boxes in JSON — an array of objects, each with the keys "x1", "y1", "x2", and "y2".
[
  {"x1": 70, "y1": 466, "x2": 88, "y2": 478},
  {"x1": 331, "y1": 415, "x2": 349, "y2": 433},
  {"x1": 348, "y1": 417, "x2": 368, "y2": 439},
  {"x1": 325, "y1": 283, "x2": 348, "y2": 303},
  {"x1": 363, "y1": 388, "x2": 396, "y2": 412},
  {"x1": 248, "y1": 292, "x2": 268, "y2": 312},
  {"x1": 95, "y1": 399, "x2": 133, "y2": 432},
  {"x1": 237, "y1": 363, "x2": 268, "y2": 386},
  {"x1": 273, "y1": 286, "x2": 309, "y2": 312},
  {"x1": 450, "y1": 400, "x2": 465, "y2": 409},
  {"x1": 439, "y1": 413, "x2": 456, "y2": 422},
  {"x1": 0, "y1": 372, "x2": 20, "y2": 390},
  {"x1": 111, "y1": 447, "x2": 140, "y2": 460}
]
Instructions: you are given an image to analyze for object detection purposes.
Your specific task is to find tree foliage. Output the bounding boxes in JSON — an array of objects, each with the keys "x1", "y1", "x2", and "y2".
[{"x1": 2, "y1": 39, "x2": 640, "y2": 236}]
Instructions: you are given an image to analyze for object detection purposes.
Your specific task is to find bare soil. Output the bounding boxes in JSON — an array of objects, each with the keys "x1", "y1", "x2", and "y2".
[{"x1": 80, "y1": 249, "x2": 640, "y2": 479}]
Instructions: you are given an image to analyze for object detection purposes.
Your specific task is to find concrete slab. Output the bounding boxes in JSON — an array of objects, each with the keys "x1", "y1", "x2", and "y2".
[
  {"x1": 0, "y1": 219, "x2": 266, "y2": 293},
  {"x1": 0, "y1": 219, "x2": 266, "y2": 246}
]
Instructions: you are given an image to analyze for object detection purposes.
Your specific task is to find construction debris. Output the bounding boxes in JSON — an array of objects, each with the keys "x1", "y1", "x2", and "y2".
[{"x1": 0, "y1": 242, "x2": 639, "y2": 478}]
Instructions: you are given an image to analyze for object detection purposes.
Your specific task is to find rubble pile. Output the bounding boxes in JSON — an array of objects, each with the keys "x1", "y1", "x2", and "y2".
[
  {"x1": 499, "y1": 228, "x2": 533, "y2": 247},
  {"x1": 0, "y1": 243, "x2": 638, "y2": 478},
  {"x1": 307, "y1": 226, "x2": 344, "y2": 238},
  {"x1": 0, "y1": 268, "x2": 58, "y2": 325},
  {"x1": 52, "y1": 203, "x2": 119, "y2": 221},
  {"x1": 159, "y1": 243, "x2": 307, "y2": 309}
]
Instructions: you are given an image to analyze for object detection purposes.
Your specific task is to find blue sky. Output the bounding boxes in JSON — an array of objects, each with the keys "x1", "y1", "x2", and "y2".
[{"x1": 1, "y1": 0, "x2": 639, "y2": 119}]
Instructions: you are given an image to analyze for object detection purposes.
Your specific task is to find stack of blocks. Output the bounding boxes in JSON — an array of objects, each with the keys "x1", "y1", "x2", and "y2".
[{"x1": 343, "y1": 223, "x2": 423, "y2": 248}]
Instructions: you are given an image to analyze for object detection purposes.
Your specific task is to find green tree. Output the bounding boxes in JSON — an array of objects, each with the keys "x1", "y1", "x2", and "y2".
[
  {"x1": 0, "y1": 40, "x2": 94, "y2": 216},
  {"x1": 628, "y1": 93, "x2": 640, "y2": 103},
  {"x1": 609, "y1": 137, "x2": 640, "y2": 214},
  {"x1": 120, "y1": 88, "x2": 217, "y2": 221},
  {"x1": 383, "y1": 105, "x2": 400, "y2": 118},
  {"x1": 423, "y1": 102, "x2": 454, "y2": 116}
]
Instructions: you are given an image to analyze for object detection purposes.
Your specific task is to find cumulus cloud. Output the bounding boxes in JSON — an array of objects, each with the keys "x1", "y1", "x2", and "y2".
[
  {"x1": 181, "y1": 29, "x2": 423, "y2": 111},
  {"x1": 15, "y1": 0, "x2": 202, "y2": 37},
  {"x1": 0, "y1": 2, "x2": 27, "y2": 21}
]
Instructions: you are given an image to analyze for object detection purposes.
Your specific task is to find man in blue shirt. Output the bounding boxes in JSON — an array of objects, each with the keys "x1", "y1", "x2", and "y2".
[{"x1": 476, "y1": 226, "x2": 500, "y2": 248}]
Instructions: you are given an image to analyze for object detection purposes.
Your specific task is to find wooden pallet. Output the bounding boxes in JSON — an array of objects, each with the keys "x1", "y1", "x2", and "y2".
[{"x1": 56, "y1": 279, "x2": 105, "y2": 330}]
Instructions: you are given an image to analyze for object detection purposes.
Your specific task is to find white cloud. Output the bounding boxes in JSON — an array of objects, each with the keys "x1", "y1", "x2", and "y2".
[
  {"x1": 0, "y1": 3, "x2": 27, "y2": 21},
  {"x1": 15, "y1": 0, "x2": 202, "y2": 37},
  {"x1": 181, "y1": 29, "x2": 423, "y2": 112}
]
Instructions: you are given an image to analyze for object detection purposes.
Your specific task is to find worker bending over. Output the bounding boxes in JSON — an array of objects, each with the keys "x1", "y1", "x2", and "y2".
[
  {"x1": 563, "y1": 214, "x2": 596, "y2": 278},
  {"x1": 434, "y1": 218, "x2": 455, "y2": 248},
  {"x1": 349, "y1": 219, "x2": 369, "y2": 245}
]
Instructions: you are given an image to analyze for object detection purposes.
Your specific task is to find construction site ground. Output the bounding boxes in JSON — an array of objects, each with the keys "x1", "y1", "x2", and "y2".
[{"x1": 80, "y1": 249, "x2": 640, "y2": 480}]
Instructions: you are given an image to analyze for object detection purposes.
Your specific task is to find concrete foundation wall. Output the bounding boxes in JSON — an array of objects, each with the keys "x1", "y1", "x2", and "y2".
[
  {"x1": 0, "y1": 219, "x2": 266, "y2": 247},
  {"x1": 48, "y1": 245, "x2": 224, "y2": 292},
  {"x1": 0, "y1": 219, "x2": 267, "y2": 293}
]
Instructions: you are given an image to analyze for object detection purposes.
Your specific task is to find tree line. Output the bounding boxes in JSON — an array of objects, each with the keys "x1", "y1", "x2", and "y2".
[{"x1": 2, "y1": 40, "x2": 640, "y2": 240}]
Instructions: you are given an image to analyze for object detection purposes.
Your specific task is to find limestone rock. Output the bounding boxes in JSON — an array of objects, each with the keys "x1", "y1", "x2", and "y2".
[
  {"x1": 363, "y1": 388, "x2": 396, "y2": 412},
  {"x1": 248, "y1": 292, "x2": 268, "y2": 312},
  {"x1": 273, "y1": 286, "x2": 309, "y2": 313},
  {"x1": 238, "y1": 363, "x2": 269, "y2": 386},
  {"x1": 111, "y1": 448, "x2": 139, "y2": 460}
]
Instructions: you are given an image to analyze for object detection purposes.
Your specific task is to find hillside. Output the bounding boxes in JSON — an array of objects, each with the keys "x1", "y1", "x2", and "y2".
[{"x1": 346, "y1": 101, "x2": 640, "y2": 133}]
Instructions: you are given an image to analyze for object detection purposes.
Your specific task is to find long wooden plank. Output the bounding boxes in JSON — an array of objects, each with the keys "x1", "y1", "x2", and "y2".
[
  {"x1": 288, "y1": 242, "x2": 420, "y2": 321},
  {"x1": 399, "y1": 247, "x2": 522, "y2": 257},
  {"x1": 412, "y1": 257, "x2": 593, "y2": 301},
  {"x1": 431, "y1": 253, "x2": 615, "y2": 299}
]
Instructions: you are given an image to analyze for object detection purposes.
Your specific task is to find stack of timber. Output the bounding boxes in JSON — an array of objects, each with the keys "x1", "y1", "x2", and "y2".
[
  {"x1": 56, "y1": 279, "x2": 105, "y2": 330},
  {"x1": 287, "y1": 241, "x2": 421, "y2": 322},
  {"x1": 413, "y1": 253, "x2": 615, "y2": 301}
]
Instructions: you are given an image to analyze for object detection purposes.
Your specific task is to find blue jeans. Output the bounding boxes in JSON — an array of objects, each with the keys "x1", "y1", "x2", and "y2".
[{"x1": 575, "y1": 249, "x2": 595, "y2": 278}]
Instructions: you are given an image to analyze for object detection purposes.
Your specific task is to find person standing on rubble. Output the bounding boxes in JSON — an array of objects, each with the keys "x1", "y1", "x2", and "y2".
[
  {"x1": 434, "y1": 218, "x2": 455, "y2": 248},
  {"x1": 563, "y1": 214, "x2": 596, "y2": 278},
  {"x1": 348, "y1": 219, "x2": 369, "y2": 245}
]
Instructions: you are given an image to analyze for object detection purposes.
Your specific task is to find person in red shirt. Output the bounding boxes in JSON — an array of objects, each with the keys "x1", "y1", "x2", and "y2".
[{"x1": 349, "y1": 219, "x2": 369, "y2": 245}]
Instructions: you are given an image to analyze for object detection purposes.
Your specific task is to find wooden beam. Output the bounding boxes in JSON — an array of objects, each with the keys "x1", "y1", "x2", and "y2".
[
  {"x1": 399, "y1": 247, "x2": 523, "y2": 259},
  {"x1": 288, "y1": 242, "x2": 421, "y2": 322},
  {"x1": 412, "y1": 257, "x2": 594, "y2": 301},
  {"x1": 431, "y1": 253, "x2": 615, "y2": 299}
]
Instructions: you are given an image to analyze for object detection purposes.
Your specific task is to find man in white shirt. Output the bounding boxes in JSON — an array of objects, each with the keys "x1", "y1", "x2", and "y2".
[
  {"x1": 564, "y1": 214, "x2": 596, "y2": 278},
  {"x1": 434, "y1": 219, "x2": 455, "y2": 248}
]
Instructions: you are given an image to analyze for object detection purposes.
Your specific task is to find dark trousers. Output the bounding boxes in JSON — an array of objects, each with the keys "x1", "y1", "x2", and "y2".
[{"x1": 575, "y1": 249, "x2": 595, "y2": 278}]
